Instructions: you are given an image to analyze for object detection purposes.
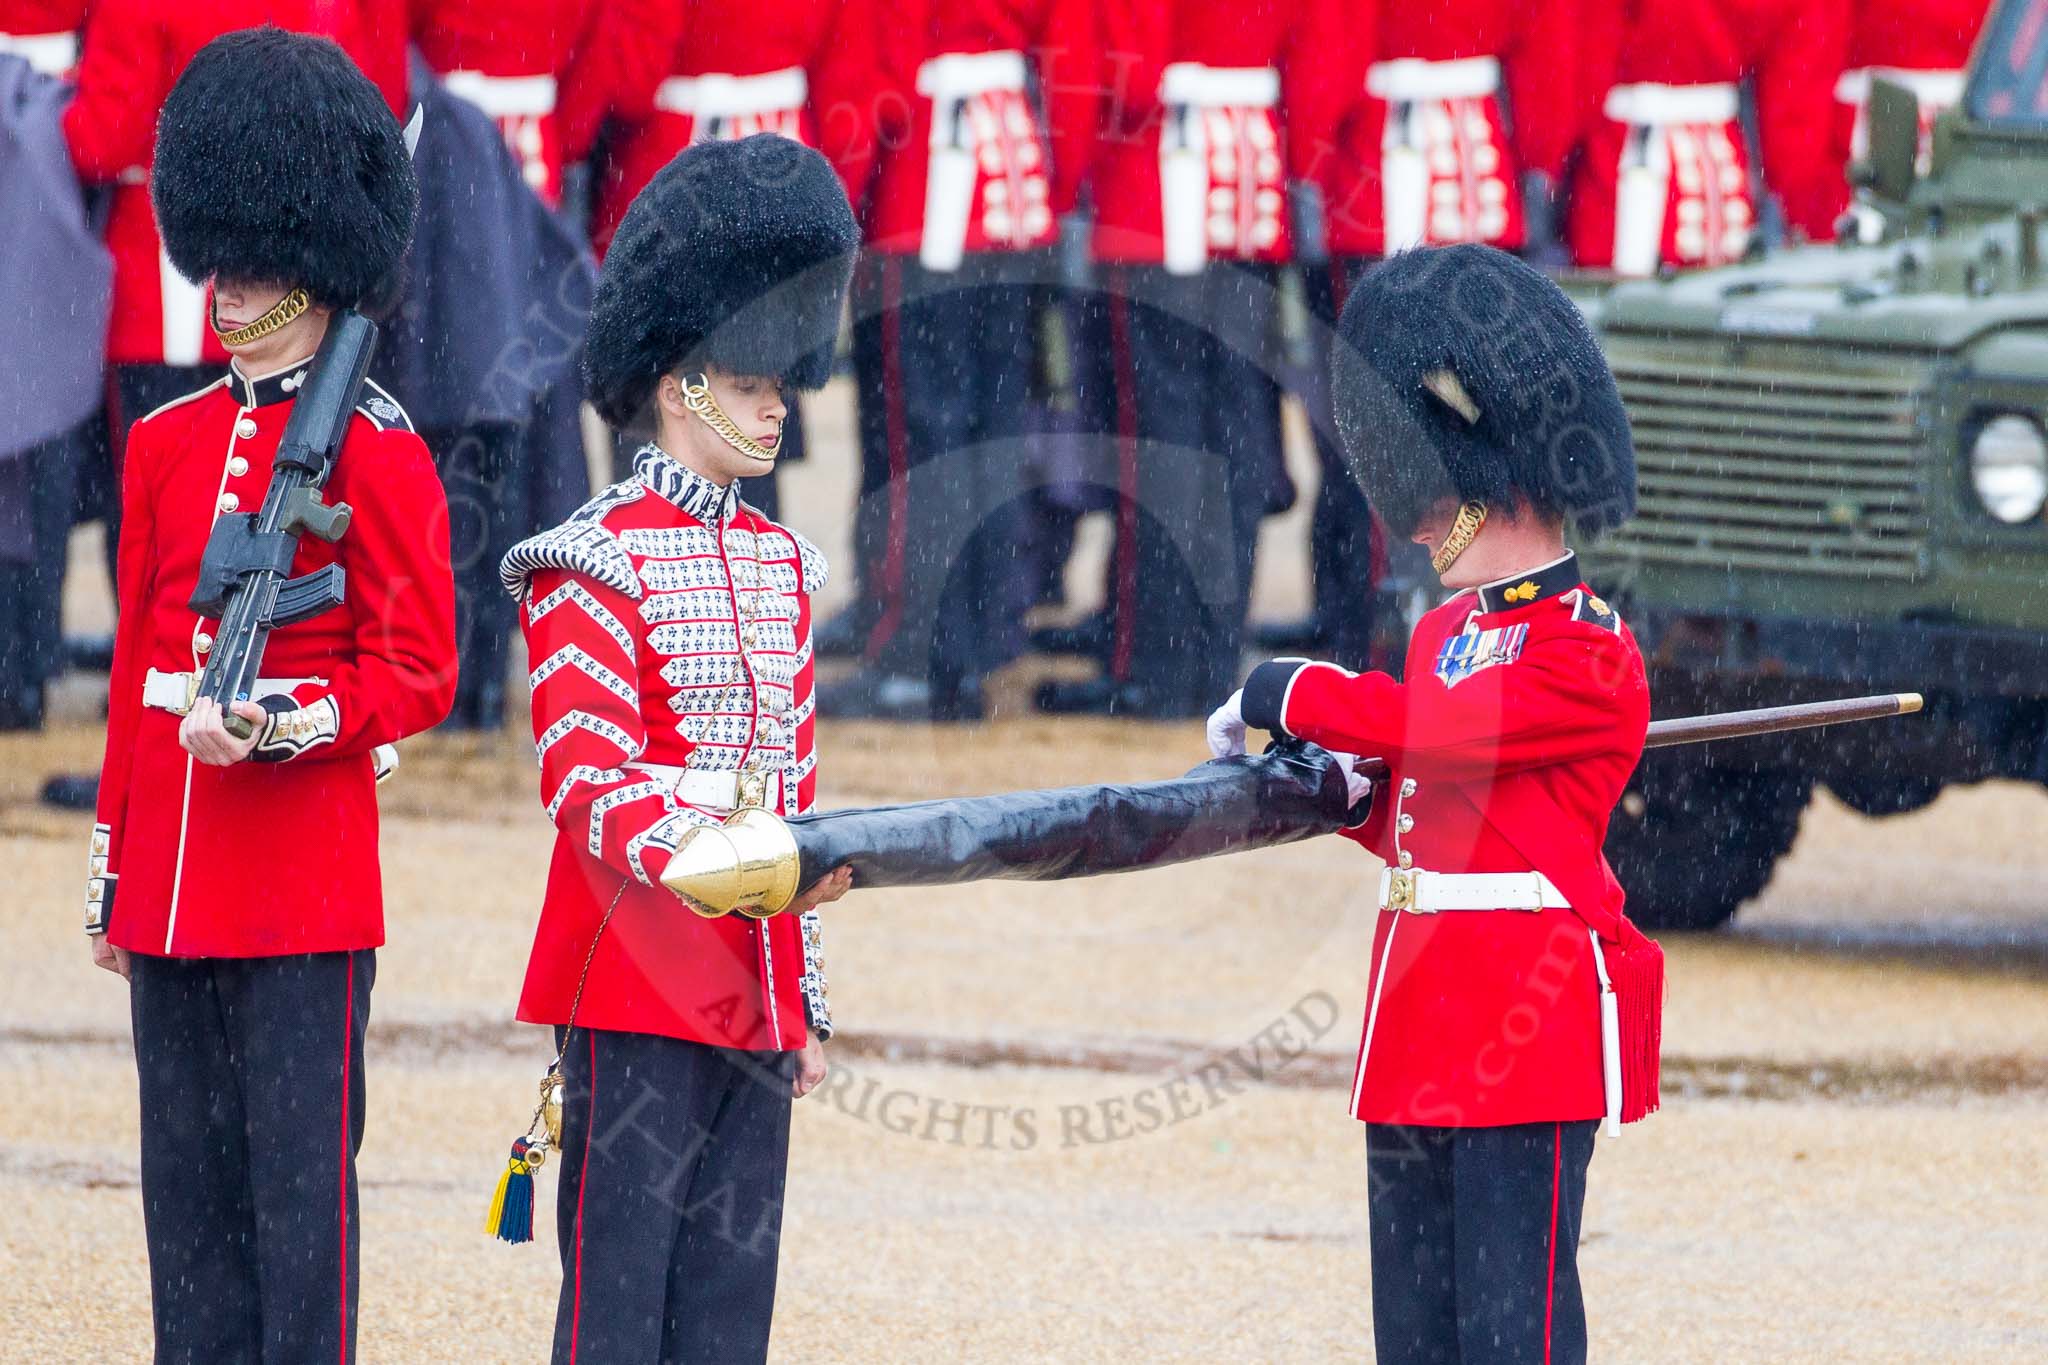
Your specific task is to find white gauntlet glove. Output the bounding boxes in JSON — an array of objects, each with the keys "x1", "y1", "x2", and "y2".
[
  {"x1": 1330, "y1": 752, "x2": 1374, "y2": 808},
  {"x1": 1205, "y1": 689, "x2": 1248, "y2": 758}
]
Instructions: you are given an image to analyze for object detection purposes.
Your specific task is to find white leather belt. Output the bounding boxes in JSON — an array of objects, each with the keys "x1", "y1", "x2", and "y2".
[
  {"x1": 656, "y1": 67, "x2": 808, "y2": 120},
  {"x1": 1377, "y1": 868, "x2": 1570, "y2": 914},
  {"x1": 916, "y1": 49, "x2": 1027, "y2": 100},
  {"x1": 143, "y1": 668, "x2": 324, "y2": 715},
  {"x1": 1834, "y1": 66, "x2": 1964, "y2": 107},
  {"x1": 1161, "y1": 62, "x2": 1280, "y2": 108},
  {"x1": 1367, "y1": 56, "x2": 1500, "y2": 103},
  {"x1": 1604, "y1": 81, "x2": 1739, "y2": 126},
  {"x1": 0, "y1": 30, "x2": 77, "y2": 74},
  {"x1": 441, "y1": 71, "x2": 558, "y2": 118},
  {"x1": 628, "y1": 762, "x2": 784, "y2": 813}
]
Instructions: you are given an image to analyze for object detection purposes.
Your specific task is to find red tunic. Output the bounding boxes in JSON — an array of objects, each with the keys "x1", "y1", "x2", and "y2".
[
  {"x1": 581, "y1": 0, "x2": 847, "y2": 259},
  {"x1": 816, "y1": 0, "x2": 1098, "y2": 261},
  {"x1": 1247, "y1": 555, "x2": 1650, "y2": 1127},
  {"x1": 411, "y1": 0, "x2": 639, "y2": 205},
  {"x1": 504, "y1": 445, "x2": 829, "y2": 1051},
  {"x1": 1309, "y1": 0, "x2": 1582, "y2": 258},
  {"x1": 61, "y1": 2, "x2": 407, "y2": 367},
  {"x1": 88, "y1": 362, "x2": 457, "y2": 958},
  {"x1": 1090, "y1": 0, "x2": 1349, "y2": 268},
  {"x1": 1570, "y1": 0, "x2": 1850, "y2": 271},
  {"x1": 1827, "y1": 0, "x2": 1983, "y2": 219},
  {"x1": 0, "y1": 1, "x2": 85, "y2": 74}
]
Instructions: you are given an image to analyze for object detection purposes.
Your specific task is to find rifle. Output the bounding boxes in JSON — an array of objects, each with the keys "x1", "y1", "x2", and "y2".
[
  {"x1": 659, "y1": 693, "x2": 1926, "y2": 917},
  {"x1": 187, "y1": 312, "x2": 377, "y2": 739}
]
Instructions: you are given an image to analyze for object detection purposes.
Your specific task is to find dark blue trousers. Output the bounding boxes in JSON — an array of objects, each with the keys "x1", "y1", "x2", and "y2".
[
  {"x1": 128, "y1": 950, "x2": 374, "y2": 1365},
  {"x1": 551, "y1": 1029, "x2": 796, "y2": 1365},
  {"x1": 1071, "y1": 263, "x2": 1284, "y2": 710},
  {"x1": 1301, "y1": 257, "x2": 1382, "y2": 671},
  {"x1": 1366, "y1": 1120, "x2": 1598, "y2": 1365},
  {"x1": 849, "y1": 252, "x2": 1039, "y2": 683}
]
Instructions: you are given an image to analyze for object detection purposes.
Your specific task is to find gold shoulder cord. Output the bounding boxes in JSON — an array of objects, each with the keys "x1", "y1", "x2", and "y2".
[
  {"x1": 212, "y1": 287, "x2": 311, "y2": 347},
  {"x1": 681, "y1": 373, "x2": 781, "y2": 463},
  {"x1": 1430, "y1": 500, "x2": 1488, "y2": 574}
]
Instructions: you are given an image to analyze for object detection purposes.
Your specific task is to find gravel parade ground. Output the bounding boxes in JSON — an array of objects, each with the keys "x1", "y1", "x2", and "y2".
[
  {"x1": 7, "y1": 398, "x2": 2045, "y2": 1361},
  {"x1": 7, "y1": 719, "x2": 2047, "y2": 1363}
]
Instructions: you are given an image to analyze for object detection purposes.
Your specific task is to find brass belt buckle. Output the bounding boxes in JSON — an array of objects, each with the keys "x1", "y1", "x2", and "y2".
[
  {"x1": 1386, "y1": 868, "x2": 1417, "y2": 913},
  {"x1": 180, "y1": 670, "x2": 200, "y2": 716},
  {"x1": 736, "y1": 770, "x2": 769, "y2": 810}
]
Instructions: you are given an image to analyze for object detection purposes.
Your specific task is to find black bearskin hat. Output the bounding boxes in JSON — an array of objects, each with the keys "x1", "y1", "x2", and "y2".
[
  {"x1": 585, "y1": 134, "x2": 859, "y2": 428},
  {"x1": 152, "y1": 28, "x2": 417, "y2": 310},
  {"x1": 1330, "y1": 245, "x2": 1636, "y2": 539}
]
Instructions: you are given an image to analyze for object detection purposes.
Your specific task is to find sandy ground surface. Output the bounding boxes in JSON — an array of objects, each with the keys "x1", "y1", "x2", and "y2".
[{"x1": 8, "y1": 383, "x2": 2047, "y2": 1359}]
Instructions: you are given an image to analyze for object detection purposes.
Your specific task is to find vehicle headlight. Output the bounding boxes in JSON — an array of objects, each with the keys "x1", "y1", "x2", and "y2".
[{"x1": 1969, "y1": 414, "x2": 2048, "y2": 524}]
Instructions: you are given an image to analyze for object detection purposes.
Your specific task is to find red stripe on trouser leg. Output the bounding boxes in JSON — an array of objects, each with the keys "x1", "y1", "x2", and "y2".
[
  {"x1": 1107, "y1": 278, "x2": 1139, "y2": 683},
  {"x1": 865, "y1": 257, "x2": 910, "y2": 663},
  {"x1": 569, "y1": 1031, "x2": 597, "y2": 1362},
  {"x1": 338, "y1": 953, "x2": 353, "y2": 1365},
  {"x1": 1543, "y1": 1121, "x2": 1561, "y2": 1363}
]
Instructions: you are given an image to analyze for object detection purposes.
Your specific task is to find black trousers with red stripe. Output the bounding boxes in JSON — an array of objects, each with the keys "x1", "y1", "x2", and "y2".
[
  {"x1": 551, "y1": 1028, "x2": 796, "y2": 1365},
  {"x1": 1365, "y1": 1119, "x2": 1598, "y2": 1365},
  {"x1": 848, "y1": 251, "x2": 1039, "y2": 683},
  {"x1": 1300, "y1": 257, "x2": 1383, "y2": 671},
  {"x1": 128, "y1": 949, "x2": 373, "y2": 1365},
  {"x1": 1071, "y1": 263, "x2": 1285, "y2": 710}
]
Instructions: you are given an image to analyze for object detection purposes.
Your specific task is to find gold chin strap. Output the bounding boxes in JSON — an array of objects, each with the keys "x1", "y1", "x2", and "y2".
[
  {"x1": 1430, "y1": 500, "x2": 1488, "y2": 575},
  {"x1": 680, "y1": 373, "x2": 781, "y2": 463},
  {"x1": 212, "y1": 287, "x2": 311, "y2": 347}
]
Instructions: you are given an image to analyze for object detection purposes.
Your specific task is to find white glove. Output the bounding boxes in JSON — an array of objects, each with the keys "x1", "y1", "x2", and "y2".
[
  {"x1": 1331, "y1": 752, "x2": 1374, "y2": 808},
  {"x1": 1205, "y1": 689, "x2": 1248, "y2": 759}
]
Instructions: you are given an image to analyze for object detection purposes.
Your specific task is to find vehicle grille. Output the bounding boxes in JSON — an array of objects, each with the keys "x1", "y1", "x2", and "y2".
[{"x1": 1601, "y1": 343, "x2": 1931, "y2": 580}]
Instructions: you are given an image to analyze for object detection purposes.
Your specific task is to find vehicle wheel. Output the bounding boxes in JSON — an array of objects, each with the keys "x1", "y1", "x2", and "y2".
[{"x1": 1603, "y1": 758, "x2": 1813, "y2": 931}]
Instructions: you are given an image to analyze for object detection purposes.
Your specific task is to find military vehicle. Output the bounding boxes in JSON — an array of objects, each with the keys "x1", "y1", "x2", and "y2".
[{"x1": 1585, "y1": 0, "x2": 2048, "y2": 929}]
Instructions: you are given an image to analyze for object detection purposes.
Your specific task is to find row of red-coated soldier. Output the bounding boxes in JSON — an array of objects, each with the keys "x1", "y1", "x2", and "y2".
[
  {"x1": 69, "y1": 20, "x2": 1669, "y2": 1363},
  {"x1": 0, "y1": 0, "x2": 1993, "y2": 735}
]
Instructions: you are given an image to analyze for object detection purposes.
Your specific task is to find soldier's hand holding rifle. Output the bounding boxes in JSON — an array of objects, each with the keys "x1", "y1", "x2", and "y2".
[{"x1": 179, "y1": 697, "x2": 269, "y2": 765}]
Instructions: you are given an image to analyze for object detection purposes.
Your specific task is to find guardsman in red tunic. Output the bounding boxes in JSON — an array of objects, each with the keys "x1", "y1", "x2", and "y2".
[
  {"x1": 1035, "y1": 0, "x2": 1349, "y2": 719},
  {"x1": 1209, "y1": 246, "x2": 1658, "y2": 1365},
  {"x1": 812, "y1": 0, "x2": 1097, "y2": 719},
  {"x1": 499, "y1": 135, "x2": 857, "y2": 1364},
  {"x1": 1571, "y1": 0, "x2": 1849, "y2": 273},
  {"x1": 83, "y1": 31, "x2": 454, "y2": 1362},
  {"x1": 1277, "y1": 0, "x2": 1583, "y2": 673},
  {"x1": 59, "y1": 0, "x2": 407, "y2": 621},
  {"x1": 1830, "y1": 0, "x2": 1986, "y2": 240},
  {"x1": 575, "y1": 0, "x2": 860, "y2": 526}
]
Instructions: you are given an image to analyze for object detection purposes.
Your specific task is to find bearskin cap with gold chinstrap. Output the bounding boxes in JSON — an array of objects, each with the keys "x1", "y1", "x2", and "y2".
[
  {"x1": 152, "y1": 27, "x2": 417, "y2": 310},
  {"x1": 585, "y1": 134, "x2": 860, "y2": 428},
  {"x1": 1330, "y1": 245, "x2": 1637, "y2": 539}
]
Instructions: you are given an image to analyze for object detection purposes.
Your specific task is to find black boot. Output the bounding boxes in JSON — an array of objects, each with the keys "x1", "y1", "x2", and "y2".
[
  {"x1": 1028, "y1": 612, "x2": 1112, "y2": 659},
  {"x1": 1032, "y1": 677, "x2": 1205, "y2": 720}
]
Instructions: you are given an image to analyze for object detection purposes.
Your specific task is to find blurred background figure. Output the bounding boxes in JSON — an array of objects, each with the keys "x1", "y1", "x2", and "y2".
[
  {"x1": 0, "y1": 2, "x2": 105, "y2": 731},
  {"x1": 579, "y1": 0, "x2": 860, "y2": 525},
  {"x1": 1830, "y1": 0, "x2": 1986, "y2": 242},
  {"x1": 1034, "y1": 0, "x2": 1342, "y2": 719},
  {"x1": 31, "y1": 2, "x2": 406, "y2": 806},
  {"x1": 1570, "y1": 0, "x2": 1848, "y2": 275},
  {"x1": 1276, "y1": 0, "x2": 1583, "y2": 670},
  {"x1": 814, "y1": 0, "x2": 1098, "y2": 721},
  {"x1": 406, "y1": 0, "x2": 629, "y2": 729}
]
